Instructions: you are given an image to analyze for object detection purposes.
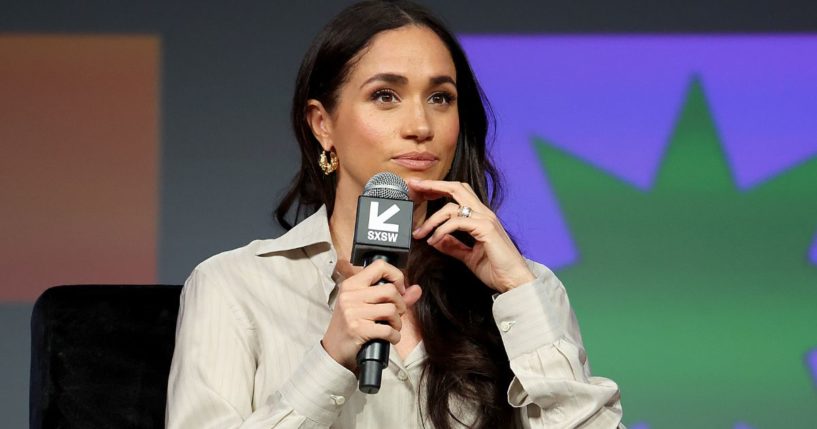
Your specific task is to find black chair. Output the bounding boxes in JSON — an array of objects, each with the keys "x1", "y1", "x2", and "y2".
[{"x1": 30, "y1": 285, "x2": 182, "y2": 429}]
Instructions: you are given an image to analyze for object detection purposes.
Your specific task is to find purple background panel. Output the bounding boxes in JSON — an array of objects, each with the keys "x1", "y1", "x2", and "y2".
[
  {"x1": 459, "y1": 35, "x2": 817, "y2": 267},
  {"x1": 808, "y1": 347, "x2": 817, "y2": 387}
]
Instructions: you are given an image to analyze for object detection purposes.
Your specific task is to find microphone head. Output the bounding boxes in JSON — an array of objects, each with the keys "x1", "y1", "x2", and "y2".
[{"x1": 363, "y1": 172, "x2": 409, "y2": 200}]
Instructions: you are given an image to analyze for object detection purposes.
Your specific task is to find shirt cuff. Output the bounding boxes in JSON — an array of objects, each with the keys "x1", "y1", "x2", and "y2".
[
  {"x1": 492, "y1": 262, "x2": 571, "y2": 360},
  {"x1": 278, "y1": 342, "x2": 358, "y2": 426}
]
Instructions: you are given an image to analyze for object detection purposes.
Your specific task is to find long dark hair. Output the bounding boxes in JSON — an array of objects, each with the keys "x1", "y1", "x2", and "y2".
[{"x1": 275, "y1": 1, "x2": 513, "y2": 427}]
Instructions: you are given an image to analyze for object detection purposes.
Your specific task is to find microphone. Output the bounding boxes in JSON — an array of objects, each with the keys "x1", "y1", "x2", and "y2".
[{"x1": 351, "y1": 172, "x2": 413, "y2": 394}]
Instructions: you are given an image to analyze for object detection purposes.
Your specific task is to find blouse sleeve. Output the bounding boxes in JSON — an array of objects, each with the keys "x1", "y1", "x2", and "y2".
[
  {"x1": 491, "y1": 262, "x2": 624, "y2": 428},
  {"x1": 165, "y1": 268, "x2": 358, "y2": 429}
]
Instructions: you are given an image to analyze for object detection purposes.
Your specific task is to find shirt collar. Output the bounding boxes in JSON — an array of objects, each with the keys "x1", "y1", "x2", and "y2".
[
  {"x1": 254, "y1": 205, "x2": 338, "y2": 305},
  {"x1": 255, "y1": 205, "x2": 332, "y2": 256}
]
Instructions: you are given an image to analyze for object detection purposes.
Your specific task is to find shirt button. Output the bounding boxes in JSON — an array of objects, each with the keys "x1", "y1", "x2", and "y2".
[
  {"x1": 500, "y1": 320, "x2": 516, "y2": 332},
  {"x1": 329, "y1": 394, "x2": 346, "y2": 406},
  {"x1": 397, "y1": 370, "x2": 408, "y2": 381}
]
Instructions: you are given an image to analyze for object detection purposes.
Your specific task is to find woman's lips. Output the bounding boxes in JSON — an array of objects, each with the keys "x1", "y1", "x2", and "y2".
[{"x1": 391, "y1": 153, "x2": 439, "y2": 170}]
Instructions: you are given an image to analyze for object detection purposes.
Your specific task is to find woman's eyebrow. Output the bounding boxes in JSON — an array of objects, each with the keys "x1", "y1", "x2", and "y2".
[
  {"x1": 430, "y1": 75, "x2": 456, "y2": 86},
  {"x1": 360, "y1": 73, "x2": 408, "y2": 88},
  {"x1": 360, "y1": 73, "x2": 456, "y2": 88}
]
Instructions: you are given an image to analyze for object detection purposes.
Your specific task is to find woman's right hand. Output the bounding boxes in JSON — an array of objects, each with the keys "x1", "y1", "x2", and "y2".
[{"x1": 321, "y1": 259, "x2": 422, "y2": 371}]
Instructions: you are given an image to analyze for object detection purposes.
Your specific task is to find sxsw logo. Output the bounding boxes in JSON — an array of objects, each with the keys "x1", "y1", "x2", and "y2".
[{"x1": 367, "y1": 201, "x2": 399, "y2": 243}]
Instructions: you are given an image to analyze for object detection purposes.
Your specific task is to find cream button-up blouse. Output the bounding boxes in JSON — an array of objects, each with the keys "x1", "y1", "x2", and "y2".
[{"x1": 166, "y1": 206, "x2": 624, "y2": 428}]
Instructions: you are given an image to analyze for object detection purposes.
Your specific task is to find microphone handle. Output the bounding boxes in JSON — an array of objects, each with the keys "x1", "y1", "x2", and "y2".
[{"x1": 357, "y1": 254, "x2": 394, "y2": 394}]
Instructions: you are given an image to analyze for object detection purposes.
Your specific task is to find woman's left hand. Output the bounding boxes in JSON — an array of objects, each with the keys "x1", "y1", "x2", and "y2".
[{"x1": 408, "y1": 179, "x2": 535, "y2": 293}]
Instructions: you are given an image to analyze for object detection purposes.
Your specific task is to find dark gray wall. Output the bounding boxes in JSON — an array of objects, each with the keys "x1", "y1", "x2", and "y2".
[{"x1": 2, "y1": 0, "x2": 816, "y2": 426}]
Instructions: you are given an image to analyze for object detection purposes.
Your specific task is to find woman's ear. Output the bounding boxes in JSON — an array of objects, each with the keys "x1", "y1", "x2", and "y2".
[{"x1": 306, "y1": 99, "x2": 333, "y2": 151}]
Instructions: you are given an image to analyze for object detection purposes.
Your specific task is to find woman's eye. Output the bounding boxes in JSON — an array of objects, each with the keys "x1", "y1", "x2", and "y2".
[
  {"x1": 372, "y1": 89, "x2": 398, "y2": 104},
  {"x1": 429, "y1": 92, "x2": 455, "y2": 105}
]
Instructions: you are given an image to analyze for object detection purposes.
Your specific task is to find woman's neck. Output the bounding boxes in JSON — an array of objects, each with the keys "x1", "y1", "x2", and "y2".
[{"x1": 328, "y1": 191, "x2": 357, "y2": 264}]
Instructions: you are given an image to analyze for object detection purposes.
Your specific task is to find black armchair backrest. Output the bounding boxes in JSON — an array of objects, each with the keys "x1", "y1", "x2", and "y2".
[{"x1": 30, "y1": 285, "x2": 182, "y2": 429}]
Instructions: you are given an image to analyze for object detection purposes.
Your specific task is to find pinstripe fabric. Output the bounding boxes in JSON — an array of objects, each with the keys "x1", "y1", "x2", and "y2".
[{"x1": 166, "y1": 206, "x2": 624, "y2": 428}]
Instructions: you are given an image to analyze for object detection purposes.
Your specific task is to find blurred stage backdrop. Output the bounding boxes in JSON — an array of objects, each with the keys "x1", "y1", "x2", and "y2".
[{"x1": 1, "y1": 1, "x2": 815, "y2": 427}]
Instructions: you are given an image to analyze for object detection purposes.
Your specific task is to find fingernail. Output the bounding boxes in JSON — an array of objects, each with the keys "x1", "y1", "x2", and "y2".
[{"x1": 412, "y1": 228, "x2": 420, "y2": 235}]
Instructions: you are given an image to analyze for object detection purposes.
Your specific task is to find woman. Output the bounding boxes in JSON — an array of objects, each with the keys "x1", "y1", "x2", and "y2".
[{"x1": 166, "y1": 1, "x2": 623, "y2": 428}]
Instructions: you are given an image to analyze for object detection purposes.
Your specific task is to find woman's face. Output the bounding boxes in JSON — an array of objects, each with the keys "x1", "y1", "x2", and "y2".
[{"x1": 309, "y1": 25, "x2": 460, "y2": 196}]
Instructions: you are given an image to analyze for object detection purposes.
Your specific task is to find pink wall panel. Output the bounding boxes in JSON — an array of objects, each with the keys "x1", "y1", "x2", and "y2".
[{"x1": 0, "y1": 35, "x2": 160, "y2": 301}]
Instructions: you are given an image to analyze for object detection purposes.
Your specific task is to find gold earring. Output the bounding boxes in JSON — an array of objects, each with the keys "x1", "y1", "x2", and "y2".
[{"x1": 319, "y1": 150, "x2": 338, "y2": 175}]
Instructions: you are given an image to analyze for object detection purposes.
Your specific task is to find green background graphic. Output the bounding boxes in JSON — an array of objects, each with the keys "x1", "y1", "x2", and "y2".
[{"x1": 536, "y1": 78, "x2": 817, "y2": 427}]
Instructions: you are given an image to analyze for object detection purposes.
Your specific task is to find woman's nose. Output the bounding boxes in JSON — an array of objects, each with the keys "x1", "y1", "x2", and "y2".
[{"x1": 401, "y1": 102, "x2": 433, "y2": 143}]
